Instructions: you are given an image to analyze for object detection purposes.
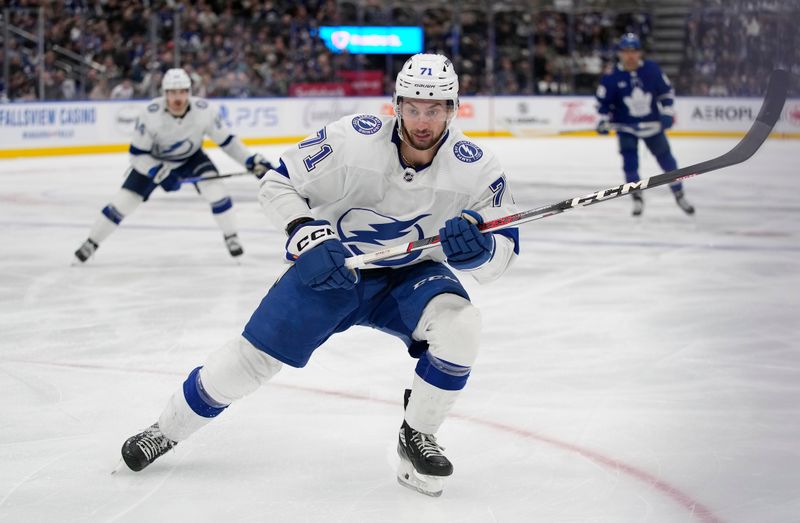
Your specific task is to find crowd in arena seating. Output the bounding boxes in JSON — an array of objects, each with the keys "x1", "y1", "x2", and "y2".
[
  {"x1": 678, "y1": 0, "x2": 800, "y2": 96},
  {"x1": 0, "y1": 0, "x2": 795, "y2": 102}
]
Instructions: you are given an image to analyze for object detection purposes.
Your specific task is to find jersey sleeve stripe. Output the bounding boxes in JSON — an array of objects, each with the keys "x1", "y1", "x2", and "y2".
[
  {"x1": 129, "y1": 145, "x2": 151, "y2": 156},
  {"x1": 274, "y1": 158, "x2": 290, "y2": 178}
]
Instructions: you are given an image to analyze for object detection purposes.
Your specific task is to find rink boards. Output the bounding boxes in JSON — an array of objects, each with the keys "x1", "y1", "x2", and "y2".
[{"x1": 1, "y1": 94, "x2": 799, "y2": 158}]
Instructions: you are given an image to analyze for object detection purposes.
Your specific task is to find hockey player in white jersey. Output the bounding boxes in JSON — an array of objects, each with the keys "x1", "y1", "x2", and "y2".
[
  {"x1": 119, "y1": 54, "x2": 520, "y2": 497},
  {"x1": 73, "y1": 68, "x2": 273, "y2": 262}
]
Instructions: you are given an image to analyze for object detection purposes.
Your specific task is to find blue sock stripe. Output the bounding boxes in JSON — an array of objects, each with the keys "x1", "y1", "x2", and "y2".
[
  {"x1": 101, "y1": 204, "x2": 124, "y2": 224},
  {"x1": 211, "y1": 197, "x2": 233, "y2": 214},
  {"x1": 182, "y1": 366, "x2": 228, "y2": 418},
  {"x1": 414, "y1": 351, "x2": 471, "y2": 391}
]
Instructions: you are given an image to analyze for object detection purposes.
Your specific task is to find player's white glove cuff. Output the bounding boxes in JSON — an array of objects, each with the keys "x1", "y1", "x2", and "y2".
[{"x1": 285, "y1": 220, "x2": 338, "y2": 261}]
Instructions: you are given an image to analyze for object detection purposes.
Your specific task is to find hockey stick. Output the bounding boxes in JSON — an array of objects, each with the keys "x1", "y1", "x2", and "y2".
[
  {"x1": 180, "y1": 171, "x2": 253, "y2": 185},
  {"x1": 518, "y1": 123, "x2": 655, "y2": 137},
  {"x1": 345, "y1": 69, "x2": 790, "y2": 270},
  {"x1": 557, "y1": 123, "x2": 647, "y2": 135}
]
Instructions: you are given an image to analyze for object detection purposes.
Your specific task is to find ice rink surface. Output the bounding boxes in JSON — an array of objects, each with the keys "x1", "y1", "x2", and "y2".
[{"x1": 1, "y1": 134, "x2": 798, "y2": 523}]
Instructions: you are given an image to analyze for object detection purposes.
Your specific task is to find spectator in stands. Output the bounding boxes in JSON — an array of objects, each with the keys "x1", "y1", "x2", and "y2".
[
  {"x1": 4, "y1": 0, "x2": 795, "y2": 100},
  {"x1": 111, "y1": 78, "x2": 135, "y2": 99}
]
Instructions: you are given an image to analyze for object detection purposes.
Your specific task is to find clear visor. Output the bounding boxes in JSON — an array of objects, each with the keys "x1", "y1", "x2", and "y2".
[{"x1": 398, "y1": 99, "x2": 454, "y2": 123}]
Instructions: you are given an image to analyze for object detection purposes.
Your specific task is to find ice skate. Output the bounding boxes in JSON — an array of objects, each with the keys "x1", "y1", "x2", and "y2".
[
  {"x1": 396, "y1": 420, "x2": 452, "y2": 497},
  {"x1": 121, "y1": 423, "x2": 177, "y2": 471},
  {"x1": 673, "y1": 189, "x2": 695, "y2": 215},
  {"x1": 224, "y1": 233, "x2": 244, "y2": 257},
  {"x1": 631, "y1": 193, "x2": 644, "y2": 217},
  {"x1": 73, "y1": 238, "x2": 98, "y2": 263}
]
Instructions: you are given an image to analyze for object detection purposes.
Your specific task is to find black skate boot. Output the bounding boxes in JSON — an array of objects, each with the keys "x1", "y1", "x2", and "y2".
[
  {"x1": 396, "y1": 389, "x2": 453, "y2": 496},
  {"x1": 631, "y1": 192, "x2": 644, "y2": 217},
  {"x1": 121, "y1": 423, "x2": 177, "y2": 471},
  {"x1": 673, "y1": 189, "x2": 695, "y2": 215},
  {"x1": 224, "y1": 233, "x2": 244, "y2": 257},
  {"x1": 74, "y1": 238, "x2": 99, "y2": 263}
]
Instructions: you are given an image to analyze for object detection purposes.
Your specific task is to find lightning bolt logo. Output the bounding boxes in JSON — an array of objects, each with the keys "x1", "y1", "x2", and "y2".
[
  {"x1": 338, "y1": 208, "x2": 430, "y2": 267},
  {"x1": 156, "y1": 139, "x2": 194, "y2": 159}
]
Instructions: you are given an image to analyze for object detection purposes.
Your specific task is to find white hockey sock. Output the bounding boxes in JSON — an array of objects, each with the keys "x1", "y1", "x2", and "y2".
[
  {"x1": 211, "y1": 209, "x2": 237, "y2": 237},
  {"x1": 403, "y1": 294, "x2": 481, "y2": 434},
  {"x1": 200, "y1": 337, "x2": 282, "y2": 404},
  {"x1": 158, "y1": 337, "x2": 282, "y2": 442},
  {"x1": 404, "y1": 374, "x2": 461, "y2": 435},
  {"x1": 197, "y1": 179, "x2": 237, "y2": 237},
  {"x1": 88, "y1": 189, "x2": 143, "y2": 243},
  {"x1": 158, "y1": 388, "x2": 212, "y2": 442}
]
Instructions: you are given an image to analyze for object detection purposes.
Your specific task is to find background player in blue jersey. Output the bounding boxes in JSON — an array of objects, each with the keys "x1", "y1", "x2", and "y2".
[
  {"x1": 73, "y1": 68, "x2": 273, "y2": 263},
  {"x1": 595, "y1": 33, "x2": 695, "y2": 217},
  {"x1": 118, "y1": 54, "x2": 521, "y2": 497}
]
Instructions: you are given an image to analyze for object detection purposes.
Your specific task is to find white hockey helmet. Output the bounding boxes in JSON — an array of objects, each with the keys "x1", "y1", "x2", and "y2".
[
  {"x1": 393, "y1": 54, "x2": 459, "y2": 147},
  {"x1": 394, "y1": 53, "x2": 459, "y2": 109},
  {"x1": 162, "y1": 68, "x2": 192, "y2": 93}
]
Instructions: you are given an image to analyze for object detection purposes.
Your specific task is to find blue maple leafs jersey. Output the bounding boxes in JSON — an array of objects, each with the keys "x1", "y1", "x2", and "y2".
[
  {"x1": 258, "y1": 114, "x2": 520, "y2": 281},
  {"x1": 595, "y1": 60, "x2": 675, "y2": 127}
]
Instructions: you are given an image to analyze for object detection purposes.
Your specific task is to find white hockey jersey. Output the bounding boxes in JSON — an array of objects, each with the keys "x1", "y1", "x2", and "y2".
[
  {"x1": 259, "y1": 114, "x2": 520, "y2": 281},
  {"x1": 129, "y1": 97, "x2": 251, "y2": 174}
]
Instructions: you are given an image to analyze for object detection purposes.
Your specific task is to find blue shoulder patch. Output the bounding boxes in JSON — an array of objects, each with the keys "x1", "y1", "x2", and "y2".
[
  {"x1": 453, "y1": 140, "x2": 483, "y2": 163},
  {"x1": 147, "y1": 103, "x2": 159, "y2": 113},
  {"x1": 351, "y1": 115, "x2": 382, "y2": 135},
  {"x1": 195, "y1": 99, "x2": 208, "y2": 109}
]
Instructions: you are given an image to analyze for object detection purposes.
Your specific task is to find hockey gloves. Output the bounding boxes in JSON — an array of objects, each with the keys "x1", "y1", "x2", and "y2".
[
  {"x1": 286, "y1": 220, "x2": 359, "y2": 291},
  {"x1": 148, "y1": 164, "x2": 181, "y2": 192},
  {"x1": 246, "y1": 153, "x2": 273, "y2": 179},
  {"x1": 659, "y1": 114, "x2": 674, "y2": 131},
  {"x1": 596, "y1": 116, "x2": 611, "y2": 135},
  {"x1": 439, "y1": 210, "x2": 495, "y2": 270}
]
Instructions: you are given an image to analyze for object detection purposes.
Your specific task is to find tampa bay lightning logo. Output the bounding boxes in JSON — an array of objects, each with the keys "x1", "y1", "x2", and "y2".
[
  {"x1": 351, "y1": 115, "x2": 382, "y2": 135},
  {"x1": 156, "y1": 139, "x2": 194, "y2": 160},
  {"x1": 338, "y1": 208, "x2": 429, "y2": 267},
  {"x1": 453, "y1": 140, "x2": 483, "y2": 163}
]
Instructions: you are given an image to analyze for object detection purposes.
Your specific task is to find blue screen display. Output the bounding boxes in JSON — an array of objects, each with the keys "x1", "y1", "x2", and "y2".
[{"x1": 318, "y1": 26, "x2": 424, "y2": 54}]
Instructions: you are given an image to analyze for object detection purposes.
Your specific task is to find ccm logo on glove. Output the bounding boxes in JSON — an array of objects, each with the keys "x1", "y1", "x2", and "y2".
[
  {"x1": 285, "y1": 220, "x2": 359, "y2": 291},
  {"x1": 289, "y1": 223, "x2": 336, "y2": 258}
]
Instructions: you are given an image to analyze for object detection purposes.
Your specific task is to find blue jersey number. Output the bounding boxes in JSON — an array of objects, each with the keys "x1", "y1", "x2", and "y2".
[
  {"x1": 299, "y1": 128, "x2": 333, "y2": 172},
  {"x1": 489, "y1": 177, "x2": 507, "y2": 207}
]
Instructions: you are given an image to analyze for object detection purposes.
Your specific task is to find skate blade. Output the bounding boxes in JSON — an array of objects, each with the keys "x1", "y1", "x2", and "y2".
[
  {"x1": 396, "y1": 458, "x2": 444, "y2": 497},
  {"x1": 111, "y1": 458, "x2": 126, "y2": 475}
]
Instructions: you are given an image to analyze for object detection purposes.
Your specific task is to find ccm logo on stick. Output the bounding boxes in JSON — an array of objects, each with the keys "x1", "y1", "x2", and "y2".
[{"x1": 571, "y1": 180, "x2": 649, "y2": 207}]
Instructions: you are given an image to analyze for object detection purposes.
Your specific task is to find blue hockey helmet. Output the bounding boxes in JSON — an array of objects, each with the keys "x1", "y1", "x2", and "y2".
[{"x1": 618, "y1": 33, "x2": 642, "y2": 50}]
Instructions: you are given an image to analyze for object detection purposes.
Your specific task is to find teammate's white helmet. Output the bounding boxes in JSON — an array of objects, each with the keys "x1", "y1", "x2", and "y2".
[
  {"x1": 162, "y1": 68, "x2": 191, "y2": 92},
  {"x1": 394, "y1": 53, "x2": 459, "y2": 110}
]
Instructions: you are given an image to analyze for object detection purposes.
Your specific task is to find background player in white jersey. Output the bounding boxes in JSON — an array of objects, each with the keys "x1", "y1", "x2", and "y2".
[
  {"x1": 118, "y1": 54, "x2": 520, "y2": 497},
  {"x1": 73, "y1": 68, "x2": 273, "y2": 262}
]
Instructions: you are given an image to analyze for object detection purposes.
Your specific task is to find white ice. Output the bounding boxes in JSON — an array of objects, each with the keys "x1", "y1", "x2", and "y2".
[{"x1": 1, "y1": 135, "x2": 798, "y2": 523}]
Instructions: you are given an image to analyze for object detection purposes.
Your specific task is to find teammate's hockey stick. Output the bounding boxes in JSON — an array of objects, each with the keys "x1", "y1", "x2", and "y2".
[
  {"x1": 557, "y1": 123, "x2": 657, "y2": 135},
  {"x1": 180, "y1": 171, "x2": 253, "y2": 184},
  {"x1": 345, "y1": 69, "x2": 790, "y2": 270}
]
